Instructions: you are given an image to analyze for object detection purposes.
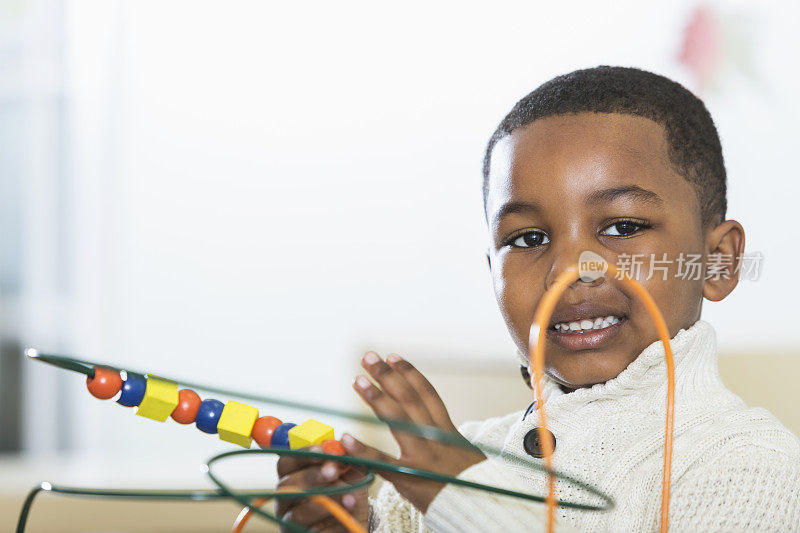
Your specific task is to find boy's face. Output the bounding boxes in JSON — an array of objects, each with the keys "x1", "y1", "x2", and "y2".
[{"x1": 485, "y1": 112, "x2": 737, "y2": 389}]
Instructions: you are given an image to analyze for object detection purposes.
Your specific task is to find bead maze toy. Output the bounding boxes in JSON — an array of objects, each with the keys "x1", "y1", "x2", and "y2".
[
  {"x1": 17, "y1": 259, "x2": 676, "y2": 533},
  {"x1": 83, "y1": 364, "x2": 342, "y2": 452}
]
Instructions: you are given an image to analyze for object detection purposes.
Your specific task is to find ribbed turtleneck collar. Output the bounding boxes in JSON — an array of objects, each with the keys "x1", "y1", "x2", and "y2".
[{"x1": 518, "y1": 319, "x2": 722, "y2": 413}]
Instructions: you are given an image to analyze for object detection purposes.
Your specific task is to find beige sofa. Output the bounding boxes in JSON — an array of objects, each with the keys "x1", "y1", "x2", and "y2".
[{"x1": 356, "y1": 350, "x2": 800, "y2": 460}]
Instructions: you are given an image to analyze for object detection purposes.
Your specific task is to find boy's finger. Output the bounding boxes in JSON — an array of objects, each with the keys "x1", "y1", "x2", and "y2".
[
  {"x1": 340, "y1": 433, "x2": 404, "y2": 481},
  {"x1": 278, "y1": 480, "x2": 364, "y2": 530},
  {"x1": 352, "y1": 374, "x2": 407, "y2": 423},
  {"x1": 315, "y1": 518, "x2": 347, "y2": 532},
  {"x1": 283, "y1": 500, "x2": 339, "y2": 529},
  {"x1": 312, "y1": 514, "x2": 351, "y2": 532},
  {"x1": 279, "y1": 462, "x2": 342, "y2": 489},
  {"x1": 360, "y1": 352, "x2": 434, "y2": 425},
  {"x1": 340, "y1": 464, "x2": 370, "y2": 483},
  {"x1": 352, "y1": 375, "x2": 430, "y2": 449},
  {"x1": 275, "y1": 495, "x2": 303, "y2": 527},
  {"x1": 276, "y1": 445, "x2": 325, "y2": 477},
  {"x1": 275, "y1": 461, "x2": 342, "y2": 516},
  {"x1": 385, "y1": 354, "x2": 456, "y2": 429}
]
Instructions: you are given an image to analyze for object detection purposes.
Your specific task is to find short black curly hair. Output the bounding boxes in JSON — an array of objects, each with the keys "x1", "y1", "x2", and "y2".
[{"x1": 482, "y1": 66, "x2": 727, "y2": 226}]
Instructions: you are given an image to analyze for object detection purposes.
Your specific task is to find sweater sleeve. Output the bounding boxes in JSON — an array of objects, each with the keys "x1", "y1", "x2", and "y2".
[
  {"x1": 423, "y1": 457, "x2": 578, "y2": 532},
  {"x1": 668, "y1": 444, "x2": 800, "y2": 532},
  {"x1": 366, "y1": 418, "x2": 485, "y2": 533},
  {"x1": 368, "y1": 480, "x2": 426, "y2": 533}
]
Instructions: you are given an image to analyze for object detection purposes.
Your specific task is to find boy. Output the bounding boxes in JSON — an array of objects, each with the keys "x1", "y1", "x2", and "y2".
[{"x1": 275, "y1": 66, "x2": 800, "y2": 531}]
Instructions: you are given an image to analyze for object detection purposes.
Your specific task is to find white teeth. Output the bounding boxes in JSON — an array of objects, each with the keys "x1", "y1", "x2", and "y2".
[{"x1": 553, "y1": 315, "x2": 623, "y2": 333}]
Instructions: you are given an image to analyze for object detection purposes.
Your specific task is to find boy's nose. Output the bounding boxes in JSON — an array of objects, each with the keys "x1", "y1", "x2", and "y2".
[{"x1": 544, "y1": 247, "x2": 607, "y2": 292}]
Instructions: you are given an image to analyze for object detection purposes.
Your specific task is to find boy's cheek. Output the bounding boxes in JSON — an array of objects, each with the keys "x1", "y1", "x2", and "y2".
[
  {"x1": 504, "y1": 291, "x2": 547, "y2": 350},
  {"x1": 633, "y1": 275, "x2": 702, "y2": 340},
  {"x1": 489, "y1": 254, "x2": 519, "y2": 295}
]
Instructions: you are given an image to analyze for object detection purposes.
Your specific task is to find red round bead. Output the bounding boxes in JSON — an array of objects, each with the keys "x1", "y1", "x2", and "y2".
[
  {"x1": 171, "y1": 389, "x2": 202, "y2": 424},
  {"x1": 86, "y1": 367, "x2": 123, "y2": 399},
  {"x1": 322, "y1": 439, "x2": 349, "y2": 472},
  {"x1": 322, "y1": 439, "x2": 346, "y2": 456},
  {"x1": 252, "y1": 416, "x2": 282, "y2": 448}
]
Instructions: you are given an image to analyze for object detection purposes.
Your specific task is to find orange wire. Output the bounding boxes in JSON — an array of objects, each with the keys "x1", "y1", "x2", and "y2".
[
  {"x1": 232, "y1": 497, "x2": 267, "y2": 533},
  {"x1": 231, "y1": 490, "x2": 367, "y2": 533},
  {"x1": 307, "y1": 494, "x2": 366, "y2": 533},
  {"x1": 528, "y1": 263, "x2": 675, "y2": 533}
]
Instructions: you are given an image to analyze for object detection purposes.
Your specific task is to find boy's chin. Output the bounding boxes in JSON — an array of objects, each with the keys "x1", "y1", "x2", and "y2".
[{"x1": 549, "y1": 356, "x2": 637, "y2": 390}]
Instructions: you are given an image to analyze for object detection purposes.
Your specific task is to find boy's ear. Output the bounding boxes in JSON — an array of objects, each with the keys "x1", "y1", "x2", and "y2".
[{"x1": 703, "y1": 219, "x2": 746, "y2": 302}]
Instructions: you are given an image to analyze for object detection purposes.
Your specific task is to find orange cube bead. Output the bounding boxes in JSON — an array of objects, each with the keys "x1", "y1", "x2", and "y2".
[
  {"x1": 86, "y1": 367, "x2": 123, "y2": 400},
  {"x1": 171, "y1": 389, "x2": 202, "y2": 424},
  {"x1": 251, "y1": 416, "x2": 282, "y2": 448}
]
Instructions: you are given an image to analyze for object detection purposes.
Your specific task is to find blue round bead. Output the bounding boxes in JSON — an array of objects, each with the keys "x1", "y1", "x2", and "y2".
[
  {"x1": 270, "y1": 422, "x2": 296, "y2": 448},
  {"x1": 196, "y1": 399, "x2": 225, "y2": 434},
  {"x1": 117, "y1": 374, "x2": 147, "y2": 407}
]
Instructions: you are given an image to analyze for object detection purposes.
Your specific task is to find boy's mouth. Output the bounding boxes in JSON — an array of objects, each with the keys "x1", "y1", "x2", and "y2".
[
  {"x1": 551, "y1": 315, "x2": 624, "y2": 333},
  {"x1": 544, "y1": 302, "x2": 629, "y2": 351},
  {"x1": 546, "y1": 316, "x2": 627, "y2": 351}
]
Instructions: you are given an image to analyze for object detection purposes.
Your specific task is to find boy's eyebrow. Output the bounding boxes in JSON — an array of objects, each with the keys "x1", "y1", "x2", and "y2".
[
  {"x1": 586, "y1": 185, "x2": 664, "y2": 206},
  {"x1": 492, "y1": 185, "x2": 664, "y2": 227},
  {"x1": 492, "y1": 200, "x2": 543, "y2": 227}
]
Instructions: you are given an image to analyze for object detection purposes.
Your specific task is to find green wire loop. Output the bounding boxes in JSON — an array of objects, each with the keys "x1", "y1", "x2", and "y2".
[{"x1": 18, "y1": 350, "x2": 615, "y2": 532}]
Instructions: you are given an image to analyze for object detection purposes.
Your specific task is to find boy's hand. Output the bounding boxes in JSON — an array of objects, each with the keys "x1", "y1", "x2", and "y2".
[
  {"x1": 274, "y1": 446, "x2": 369, "y2": 532},
  {"x1": 343, "y1": 352, "x2": 487, "y2": 513}
]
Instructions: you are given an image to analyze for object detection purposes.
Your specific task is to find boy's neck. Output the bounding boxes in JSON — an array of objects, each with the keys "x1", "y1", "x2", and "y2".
[{"x1": 557, "y1": 383, "x2": 577, "y2": 394}]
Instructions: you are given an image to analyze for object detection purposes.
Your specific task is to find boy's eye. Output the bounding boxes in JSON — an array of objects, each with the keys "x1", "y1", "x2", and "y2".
[
  {"x1": 601, "y1": 220, "x2": 648, "y2": 237},
  {"x1": 510, "y1": 231, "x2": 550, "y2": 248}
]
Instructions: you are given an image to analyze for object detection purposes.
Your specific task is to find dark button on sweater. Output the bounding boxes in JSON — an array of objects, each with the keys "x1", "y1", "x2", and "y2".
[{"x1": 523, "y1": 427, "x2": 556, "y2": 458}]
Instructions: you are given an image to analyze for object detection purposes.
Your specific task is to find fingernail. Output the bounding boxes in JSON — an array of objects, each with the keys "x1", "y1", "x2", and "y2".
[
  {"x1": 363, "y1": 352, "x2": 380, "y2": 365},
  {"x1": 386, "y1": 353, "x2": 402, "y2": 363},
  {"x1": 354, "y1": 375, "x2": 370, "y2": 390},
  {"x1": 321, "y1": 463, "x2": 338, "y2": 480},
  {"x1": 341, "y1": 433, "x2": 357, "y2": 449},
  {"x1": 342, "y1": 494, "x2": 356, "y2": 509}
]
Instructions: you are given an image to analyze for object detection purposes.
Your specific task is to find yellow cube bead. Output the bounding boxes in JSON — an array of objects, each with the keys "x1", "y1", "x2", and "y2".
[
  {"x1": 288, "y1": 419, "x2": 335, "y2": 449},
  {"x1": 136, "y1": 376, "x2": 179, "y2": 422},
  {"x1": 217, "y1": 401, "x2": 259, "y2": 448}
]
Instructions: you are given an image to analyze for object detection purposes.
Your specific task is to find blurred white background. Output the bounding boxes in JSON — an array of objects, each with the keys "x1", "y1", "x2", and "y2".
[{"x1": 1, "y1": 0, "x2": 799, "y2": 529}]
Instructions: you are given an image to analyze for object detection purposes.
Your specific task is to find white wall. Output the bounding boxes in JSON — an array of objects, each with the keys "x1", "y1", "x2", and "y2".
[{"x1": 17, "y1": 0, "x2": 799, "y2": 475}]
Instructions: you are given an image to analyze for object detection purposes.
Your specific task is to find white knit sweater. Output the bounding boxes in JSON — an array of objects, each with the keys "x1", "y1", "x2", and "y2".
[{"x1": 369, "y1": 319, "x2": 800, "y2": 532}]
